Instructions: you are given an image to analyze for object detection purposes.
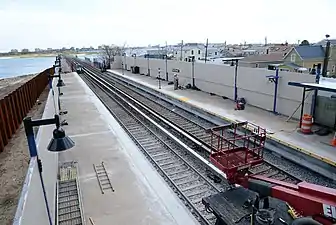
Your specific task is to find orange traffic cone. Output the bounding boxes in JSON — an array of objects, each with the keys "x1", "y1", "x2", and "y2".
[{"x1": 331, "y1": 132, "x2": 336, "y2": 147}]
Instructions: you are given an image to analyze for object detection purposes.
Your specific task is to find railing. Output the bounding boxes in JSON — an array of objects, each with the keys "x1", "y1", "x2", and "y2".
[{"x1": 0, "y1": 67, "x2": 52, "y2": 152}]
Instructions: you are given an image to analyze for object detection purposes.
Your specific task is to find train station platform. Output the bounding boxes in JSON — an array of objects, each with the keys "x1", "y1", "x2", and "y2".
[
  {"x1": 108, "y1": 69, "x2": 336, "y2": 168},
  {"x1": 14, "y1": 70, "x2": 199, "y2": 225}
]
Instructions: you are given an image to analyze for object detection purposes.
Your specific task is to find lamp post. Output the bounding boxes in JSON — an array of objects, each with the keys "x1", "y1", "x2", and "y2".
[
  {"x1": 23, "y1": 114, "x2": 75, "y2": 225},
  {"x1": 234, "y1": 59, "x2": 239, "y2": 101},
  {"x1": 165, "y1": 41, "x2": 168, "y2": 81},
  {"x1": 147, "y1": 54, "x2": 150, "y2": 76},
  {"x1": 158, "y1": 68, "x2": 161, "y2": 89},
  {"x1": 311, "y1": 35, "x2": 330, "y2": 117},
  {"x1": 124, "y1": 53, "x2": 127, "y2": 72},
  {"x1": 322, "y1": 34, "x2": 331, "y2": 77},
  {"x1": 189, "y1": 56, "x2": 195, "y2": 88},
  {"x1": 49, "y1": 72, "x2": 67, "y2": 116}
]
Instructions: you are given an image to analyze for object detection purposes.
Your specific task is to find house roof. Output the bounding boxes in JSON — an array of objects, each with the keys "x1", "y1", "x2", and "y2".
[
  {"x1": 293, "y1": 45, "x2": 325, "y2": 60},
  {"x1": 241, "y1": 53, "x2": 284, "y2": 63},
  {"x1": 315, "y1": 39, "x2": 336, "y2": 46},
  {"x1": 283, "y1": 62, "x2": 304, "y2": 69},
  {"x1": 268, "y1": 45, "x2": 291, "y2": 53}
]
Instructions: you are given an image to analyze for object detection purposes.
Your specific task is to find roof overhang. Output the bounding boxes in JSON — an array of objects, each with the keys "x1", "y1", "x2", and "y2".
[{"x1": 288, "y1": 82, "x2": 336, "y2": 93}]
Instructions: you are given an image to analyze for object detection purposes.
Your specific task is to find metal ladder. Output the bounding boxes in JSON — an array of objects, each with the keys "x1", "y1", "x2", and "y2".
[{"x1": 93, "y1": 162, "x2": 115, "y2": 194}]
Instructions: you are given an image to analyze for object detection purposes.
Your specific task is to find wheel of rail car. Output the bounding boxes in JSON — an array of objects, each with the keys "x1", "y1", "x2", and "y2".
[
  {"x1": 291, "y1": 217, "x2": 323, "y2": 225},
  {"x1": 255, "y1": 208, "x2": 275, "y2": 224}
]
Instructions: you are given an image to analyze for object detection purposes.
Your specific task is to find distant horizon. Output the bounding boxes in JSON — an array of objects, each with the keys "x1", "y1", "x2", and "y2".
[{"x1": 0, "y1": 39, "x2": 325, "y2": 53}]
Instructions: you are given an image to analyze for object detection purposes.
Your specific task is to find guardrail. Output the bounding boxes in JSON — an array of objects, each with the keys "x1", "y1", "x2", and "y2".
[{"x1": 0, "y1": 67, "x2": 53, "y2": 152}]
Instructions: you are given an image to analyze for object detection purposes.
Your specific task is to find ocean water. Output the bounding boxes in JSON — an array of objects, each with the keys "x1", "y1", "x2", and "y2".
[{"x1": 0, "y1": 56, "x2": 56, "y2": 78}]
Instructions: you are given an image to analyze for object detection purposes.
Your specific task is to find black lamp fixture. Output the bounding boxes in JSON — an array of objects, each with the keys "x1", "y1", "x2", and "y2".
[
  {"x1": 56, "y1": 78, "x2": 65, "y2": 87},
  {"x1": 47, "y1": 127, "x2": 74, "y2": 152},
  {"x1": 23, "y1": 114, "x2": 74, "y2": 225},
  {"x1": 24, "y1": 114, "x2": 74, "y2": 154}
]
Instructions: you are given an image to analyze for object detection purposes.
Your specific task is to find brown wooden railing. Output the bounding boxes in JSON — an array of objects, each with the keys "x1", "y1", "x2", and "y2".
[{"x1": 0, "y1": 67, "x2": 53, "y2": 152}]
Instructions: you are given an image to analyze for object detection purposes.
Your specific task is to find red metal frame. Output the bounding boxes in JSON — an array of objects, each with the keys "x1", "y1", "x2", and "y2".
[
  {"x1": 250, "y1": 175, "x2": 336, "y2": 225},
  {"x1": 208, "y1": 122, "x2": 336, "y2": 224},
  {"x1": 209, "y1": 121, "x2": 266, "y2": 184}
]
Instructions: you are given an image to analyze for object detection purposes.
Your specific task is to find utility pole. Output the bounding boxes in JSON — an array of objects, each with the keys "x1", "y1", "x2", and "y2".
[
  {"x1": 165, "y1": 41, "x2": 168, "y2": 81},
  {"x1": 180, "y1": 40, "x2": 183, "y2": 61},
  {"x1": 322, "y1": 35, "x2": 331, "y2": 77},
  {"x1": 204, "y1": 38, "x2": 208, "y2": 64}
]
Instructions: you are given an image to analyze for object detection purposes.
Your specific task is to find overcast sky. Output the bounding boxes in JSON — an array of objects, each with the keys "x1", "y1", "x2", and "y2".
[{"x1": 0, "y1": 0, "x2": 335, "y2": 52}]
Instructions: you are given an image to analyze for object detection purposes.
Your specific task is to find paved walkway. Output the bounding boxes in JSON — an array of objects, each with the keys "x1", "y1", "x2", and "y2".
[
  {"x1": 109, "y1": 69, "x2": 336, "y2": 166},
  {"x1": 56, "y1": 72, "x2": 199, "y2": 225},
  {"x1": 17, "y1": 69, "x2": 199, "y2": 225}
]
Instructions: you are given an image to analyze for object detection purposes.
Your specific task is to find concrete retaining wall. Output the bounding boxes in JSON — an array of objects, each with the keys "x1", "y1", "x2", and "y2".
[{"x1": 115, "y1": 57, "x2": 316, "y2": 119}]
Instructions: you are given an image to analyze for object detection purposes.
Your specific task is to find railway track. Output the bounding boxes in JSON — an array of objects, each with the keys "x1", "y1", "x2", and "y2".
[
  {"x1": 73, "y1": 59, "x2": 303, "y2": 184},
  {"x1": 65, "y1": 57, "x2": 335, "y2": 224},
  {"x1": 77, "y1": 65, "x2": 222, "y2": 225}
]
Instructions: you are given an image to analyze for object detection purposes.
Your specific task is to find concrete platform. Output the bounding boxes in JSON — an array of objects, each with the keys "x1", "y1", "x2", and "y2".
[
  {"x1": 15, "y1": 71, "x2": 199, "y2": 225},
  {"x1": 108, "y1": 69, "x2": 336, "y2": 167}
]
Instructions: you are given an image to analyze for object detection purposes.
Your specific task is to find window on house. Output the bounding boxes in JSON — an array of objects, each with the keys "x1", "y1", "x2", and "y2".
[
  {"x1": 215, "y1": 52, "x2": 217, "y2": 55},
  {"x1": 291, "y1": 54, "x2": 296, "y2": 62},
  {"x1": 198, "y1": 50, "x2": 201, "y2": 54},
  {"x1": 191, "y1": 50, "x2": 194, "y2": 55}
]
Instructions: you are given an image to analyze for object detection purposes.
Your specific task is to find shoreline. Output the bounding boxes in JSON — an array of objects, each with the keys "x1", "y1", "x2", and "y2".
[{"x1": 0, "y1": 52, "x2": 100, "y2": 59}]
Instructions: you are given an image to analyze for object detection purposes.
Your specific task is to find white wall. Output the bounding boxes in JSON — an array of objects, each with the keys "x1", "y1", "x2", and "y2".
[{"x1": 117, "y1": 56, "x2": 315, "y2": 119}]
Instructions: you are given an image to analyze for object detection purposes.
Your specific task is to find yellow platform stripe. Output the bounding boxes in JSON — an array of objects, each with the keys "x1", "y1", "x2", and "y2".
[
  {"x1": 179, "y1": 97, "x2": 189, "y2": 102},
  {"x1": 169, "y1": 92, "x2": 336, "y2": 167}
]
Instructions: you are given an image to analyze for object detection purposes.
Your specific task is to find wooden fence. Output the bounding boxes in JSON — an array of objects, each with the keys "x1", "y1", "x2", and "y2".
[{"x1": 0, "y1": 67, "x2": 53, "y2": 152}]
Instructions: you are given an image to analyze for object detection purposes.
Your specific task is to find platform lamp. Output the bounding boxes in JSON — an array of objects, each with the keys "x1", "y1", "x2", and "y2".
[
  {"x1": 158, "y1": 68, "x2": 161, "y2": 89},
  {"x1": 50, "y1": 66, "x2": 68, "y2": 127},
  {"x1": 23, "y1": 114, "x2": 75, "y2": 225},
  {"x1": 49, "y1": 72, "x2": 67, "y2": 116}
]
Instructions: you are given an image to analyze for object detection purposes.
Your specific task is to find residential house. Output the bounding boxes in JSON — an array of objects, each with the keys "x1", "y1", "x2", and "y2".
[
  {"x1": 173, "y1": 43, "x2": 221, "y2": 62},
  {"x1": 283, "y1": 45, "x2": 325, "y2": 73},
  {"x1": 239, "y1": 54, "x2": 284, "y2": 69},
  {"x1": 239, "y1": 44, "x2": 291, "y2": 69}
]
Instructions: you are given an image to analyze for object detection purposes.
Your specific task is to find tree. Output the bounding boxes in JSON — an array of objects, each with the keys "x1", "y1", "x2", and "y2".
[
  {"x1": 21, "y1": 49, "x2": 29, "y2": 53},
  {"x1": 300, "y1": 40, "x2": 310, "y2": 46},
  {"x1": 100, "y1": 45, "x2": 123, "y2": 69}
]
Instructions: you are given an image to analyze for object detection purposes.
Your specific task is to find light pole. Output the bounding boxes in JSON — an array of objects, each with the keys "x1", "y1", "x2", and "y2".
[
  {"x1": 147, "y1": 54, "x2": 150, "y2": 76},
  {"x1": 311, "y1": 34, "x2": 330, "y2": 117},
  {"x1": 234, "y1": 59, "x2": 239, "y2": 101},
  {"x1": 124, "y1": 53, "x2": 127, "y2": 71},
  {"x1": 23, "y1": 114, "x2": 75, "y2": 225},
  {"x1": 158, "y1": 68, "x2": 161, "y2": 89},
  {"x1": 51, "y1": 66, "x2": 68, "y2": 125},
  {"x1": 189, "y1": 56, "x2": 195, "y2": 88},
  {"x1": 322, "y1": 34, "x2": 331, "y2": 77},
  {"x1": 165, "y1": 41, "x2": 168, "y2": 81}
]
